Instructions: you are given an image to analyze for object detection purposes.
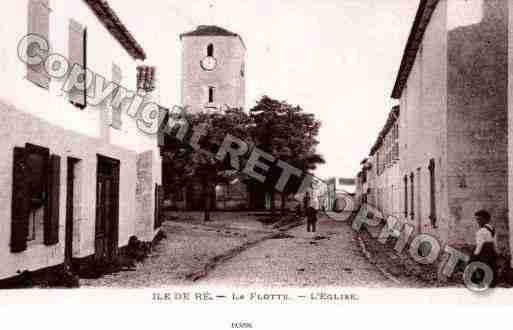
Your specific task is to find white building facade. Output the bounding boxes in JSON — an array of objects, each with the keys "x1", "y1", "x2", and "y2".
[{"x1": 0, "y1": 0, "x2": 163, "y2": 283}]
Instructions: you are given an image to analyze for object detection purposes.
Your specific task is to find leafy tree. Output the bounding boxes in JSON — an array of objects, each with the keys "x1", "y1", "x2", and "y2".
[
  {"x1": 161, "y1": 97, "x2": 324, "y2": 220},
  {"x1": 248, "y1": 96, "x2": 325, "y2": 214},
  {"x1": 162, "y1": 108, "x2": 251, "y2": 221}
]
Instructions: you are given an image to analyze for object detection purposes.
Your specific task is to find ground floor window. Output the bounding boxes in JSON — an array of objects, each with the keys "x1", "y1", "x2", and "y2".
[
  {"x1": 428, "y1": 159, "x2": 436, "y2": 227},
  {"x1": 410, "y1": 172, "x2": 414, "y2": 220},
  {"x1": 11, "y1": 143, "x2": 60, "y2": 252},
  {"x1": 25, "y1": 144, "x2": 48, "y2": 244},
  {"x1": 403, "y1": 175, "x2": 408, "y2": 218},
  {"x1": 155, "y1": 184, "x2": 164, "y2": 229}
]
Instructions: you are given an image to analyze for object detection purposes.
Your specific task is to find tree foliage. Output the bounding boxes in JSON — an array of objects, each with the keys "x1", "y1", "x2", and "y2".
[
  {"x1": 162, "y1": 108, "x2": 251, "y2": 221},
  {"x1": 248, "y1": 96, "x2": 325, "y2": 213},
  {"x1": 161, "y1": 96, "x2": 325, "y2": 219}
]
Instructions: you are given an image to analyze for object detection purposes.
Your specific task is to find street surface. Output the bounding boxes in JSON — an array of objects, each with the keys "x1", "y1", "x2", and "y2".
[
  {"x1": 82, "y1": 213, "x2": 394, "y2": 288},
  {"x1": 200, "y1": 214, "x2": 394, "y2": 287}
]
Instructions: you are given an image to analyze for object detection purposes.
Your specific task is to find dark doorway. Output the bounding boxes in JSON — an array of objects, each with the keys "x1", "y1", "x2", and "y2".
[
  {"x1": 65, "y1": 157, "x2": 79, "y2": 266},
  {"x1": 250, "y1": 189, "x2": 266, "y2": 211},
  {"x1": 248, "y1": 183, "x2": 266, "y2": 211},
  {"x1": 95, "y1": 155, "x2": 120, "y2": 263}
]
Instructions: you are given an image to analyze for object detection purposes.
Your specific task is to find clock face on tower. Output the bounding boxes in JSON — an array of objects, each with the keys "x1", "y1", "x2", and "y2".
[{"x1": 200, "y1": 56, "x2": 217, "y2": 71}]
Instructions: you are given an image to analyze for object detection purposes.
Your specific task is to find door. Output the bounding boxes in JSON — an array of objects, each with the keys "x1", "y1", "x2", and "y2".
[
  {"x1": 65, "y1": 158, "x2": 79, "y2": 266},
  {"x1": 95, "y1": 156, "x2": 119, "y2": 263},
  {"x1": 252, "y1": 190, "x2": 266, "y2": 210}
]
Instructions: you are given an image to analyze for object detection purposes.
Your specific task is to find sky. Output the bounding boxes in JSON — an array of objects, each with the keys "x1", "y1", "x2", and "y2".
[{"x1": 110, "y1": 0, "x2": 420, "y2": 179}]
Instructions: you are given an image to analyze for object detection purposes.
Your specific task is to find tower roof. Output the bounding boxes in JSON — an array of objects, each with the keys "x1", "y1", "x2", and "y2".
[
  {"x1": 180, "y1": 25, "x2": 238, "y2": 37},
  {"x1": 180, "y1": 25, "x2": 246, "y2": 49}
]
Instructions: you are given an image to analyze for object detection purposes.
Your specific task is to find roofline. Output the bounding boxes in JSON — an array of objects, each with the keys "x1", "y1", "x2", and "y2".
[
  {"x1": 84, "y1": 0, "x2": 147, "y2": 60},
  {"x1": 391, "y1": 0, "x2": 439, "y2": 99},
  {"x1": 369, "y1": 106, "x2": 400, "y2": 156}
]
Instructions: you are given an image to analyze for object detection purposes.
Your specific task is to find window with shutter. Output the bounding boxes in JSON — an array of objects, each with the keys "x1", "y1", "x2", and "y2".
[
  {"x1": 69, "y1": 19, "x2": 87, "y2": 109},
  {"x1": 10, "y1": 144, "x2": 61, "y2": 252},
  {"x1": 11, "y1": 148, "x2": 30, "y2": 253},
  {"x1": 44, "y1": 154, "x2": 60, "y2": 245},
  {"x1": 154, "y1": 184, "x2": 164, "y2": 229},
  {"x1": 428, "y1": 159, "x2": 436, "y2": 227},
  {"x1": 410, "y1": 172, "x2": 414, "y2": 220},
  {"x1": 25, "y1": 143, "x2": 49, "y2": 245},
  {"x1": 111, "y1": 63, "x2": 122, "y2": 129},
  {"x1": 27, "y1": 0, "x2": 50, "y2": 89},
  {"x1": 403, "y1": 175, "x2": 408, "y2": 218}
]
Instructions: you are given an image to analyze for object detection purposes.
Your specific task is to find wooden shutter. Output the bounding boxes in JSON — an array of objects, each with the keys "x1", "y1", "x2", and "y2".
[
  {"x1": 428, "y1": 159, "x2": 436, "y2": 225},
  {"x1": 410, "y1": 173, "x2": 414, "y2": 220},
  {"x1": 44, "y1": 154, "x2": 60, "y2": 245},
  {"x1": 111, "y1": 64, "x2": 122, "y2": 129},
  {"x1": 404, "y1": 175, "x2": 408, "y2": 218},
  {"x1": 11, "y1": 147, "x2": 30, "y2": 253},
  {"x1": 69, "y1": 19, "x2": 86, "y2": 107},
  {"x1": 27, "y1": 0, "x2": 50, "y2": 89}
]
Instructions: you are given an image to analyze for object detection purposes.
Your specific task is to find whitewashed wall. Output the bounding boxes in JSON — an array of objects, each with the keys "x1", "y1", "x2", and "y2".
[{"x1": 0, "y1": 0, "x2": 162, "y2": 280}]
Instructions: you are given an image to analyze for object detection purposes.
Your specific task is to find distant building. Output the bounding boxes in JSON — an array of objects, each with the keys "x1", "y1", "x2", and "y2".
[
  {"x1": 355, "y1": 158, "x2": 371, "y2": 209},
  {"x1": 369, "y1": 106, "x2": 400, "y2": 220},
  {"x1": 324, "y1": 177, "x2": 356, "y2": 212},
  {"x1": 316, "y1": 181, "x2": 329, "y2": 211},
  {"x1": 215, "y1": 177, "x2": 250, "y2": 211}
]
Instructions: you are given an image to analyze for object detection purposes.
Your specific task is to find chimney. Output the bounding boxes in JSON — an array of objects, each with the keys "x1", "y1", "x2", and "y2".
[{"x1": 136, "y1": 65, "x2": 157, "y2": 93}]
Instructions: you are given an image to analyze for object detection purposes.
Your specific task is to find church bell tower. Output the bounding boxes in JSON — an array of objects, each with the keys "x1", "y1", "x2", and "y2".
[{"x1": 180, "y1": 25, "x2": 246, "y2": 113}]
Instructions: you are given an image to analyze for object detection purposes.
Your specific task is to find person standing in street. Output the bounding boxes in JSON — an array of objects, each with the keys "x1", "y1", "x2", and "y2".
[
  {"x1": 306, "y1": 205, "x2": 318, "y2": 233},
  {"x1": 472, "y1": 210, "x2": 498, "y2": 287}
]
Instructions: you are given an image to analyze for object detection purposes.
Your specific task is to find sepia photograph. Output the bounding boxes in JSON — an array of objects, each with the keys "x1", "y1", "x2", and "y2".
[{"x1": 1, "y1": 0, "x2": 513, "y2": 328}]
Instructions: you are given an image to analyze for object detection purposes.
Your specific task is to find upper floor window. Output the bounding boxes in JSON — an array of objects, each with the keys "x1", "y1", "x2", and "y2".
[
  {"x1": 207, "y1": 43, "x2": 214, "y2": 57},
  {"x1": 112, "y1": 63, "x2": 122, "y2": 85},
  {"x1": 27, "y1": 0, "x2": 50, "y2": 89},
  {"x1": 111, "y1": 63, "x2": 122, "y2": 129},
  {"x1": 69, "y1": 19, "x2": 87, "y2": 109}
]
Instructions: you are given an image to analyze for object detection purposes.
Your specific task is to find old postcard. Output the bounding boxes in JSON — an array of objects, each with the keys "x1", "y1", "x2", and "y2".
[{"x1": 1, "y1": 0, "x2": 513, "y2": 328}]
